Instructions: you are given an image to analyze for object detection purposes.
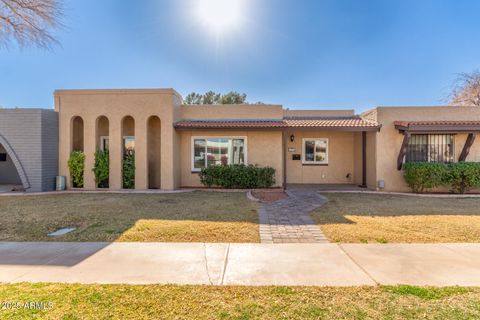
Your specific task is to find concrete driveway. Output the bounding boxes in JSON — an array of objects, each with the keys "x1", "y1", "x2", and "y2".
[{"x1": 1, "y1": 242, "x2": 480, "y2": 286}]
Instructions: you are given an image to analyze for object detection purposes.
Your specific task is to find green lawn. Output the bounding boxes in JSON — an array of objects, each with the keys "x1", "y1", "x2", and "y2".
[
  {"x1": 0, "y1": 192, "x2": 259, "y2": 242},
  {"x1": 0, "y1": 283, "x2": 478, "y2": 319},
  {"x1": 312, "y1": 193, "x2": 480, "y2": 243}
]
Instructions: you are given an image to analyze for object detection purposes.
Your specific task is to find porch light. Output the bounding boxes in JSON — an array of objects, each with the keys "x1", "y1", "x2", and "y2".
[{"x1": 290, "y1": 134, "x2": 295, "y2": 142}]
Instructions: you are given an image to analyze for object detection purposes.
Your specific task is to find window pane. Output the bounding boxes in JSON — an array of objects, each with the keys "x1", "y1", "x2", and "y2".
[
  {"x1": 207, "y1": 138, "x2": 229, "y2": 166},
  {"x1": 193, "y1": 139, "x2": 206, "y2": 169},
  {"x1": 445, "y1": 135, "x2": 454, "y2": 163},
  {"x1": 407, "y1": 134, "x2": 427, "y2": 162},
  {"x1": 304, "y1": 140, "x2": 315, "y2": 162},
  {"x1": 123, "y1": 137, "x2": 135, "y2": 156},
  {"x1": 315, "y1": 140, "x2": 327, "y2": 162},
  {"x1": 406, "y1": 134, "x2": 454, "y2": 163},
  {"x1": 232, "y1": 139, "x2": 245, "y2": 165}
]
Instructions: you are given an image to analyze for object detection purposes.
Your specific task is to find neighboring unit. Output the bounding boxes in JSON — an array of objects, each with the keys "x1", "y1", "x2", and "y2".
[{"x1": 0, "y1": 109, "x2": 58, "y2": 192}]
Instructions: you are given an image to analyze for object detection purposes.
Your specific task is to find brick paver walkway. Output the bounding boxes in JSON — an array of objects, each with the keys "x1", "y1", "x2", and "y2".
[{"x1": 259, "y1": 188, "x2": 329, "y2": 243}]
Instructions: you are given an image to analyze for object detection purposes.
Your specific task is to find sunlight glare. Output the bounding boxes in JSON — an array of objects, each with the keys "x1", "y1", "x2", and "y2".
[{"x1": 196, "y1": 0, "x2": 245, "y2": 34}]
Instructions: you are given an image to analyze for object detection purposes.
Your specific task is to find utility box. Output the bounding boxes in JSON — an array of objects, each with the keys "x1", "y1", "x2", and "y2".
[{"x1": 56, "y1": 176, "x2": 66, "y2": 191}]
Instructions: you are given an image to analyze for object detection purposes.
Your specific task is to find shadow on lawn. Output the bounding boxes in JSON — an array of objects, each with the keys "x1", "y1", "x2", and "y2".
[{"x1": 0, "y1": 191, "x2": 259, "y2": 266}]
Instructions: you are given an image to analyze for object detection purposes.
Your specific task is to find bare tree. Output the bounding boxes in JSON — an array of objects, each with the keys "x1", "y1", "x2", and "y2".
[
  {"x1": 449, "y1": 70, "x2": 480, "y2": 106},
  {"x1": 0, "y1": 0, "x2": 63, "y2": 49}
]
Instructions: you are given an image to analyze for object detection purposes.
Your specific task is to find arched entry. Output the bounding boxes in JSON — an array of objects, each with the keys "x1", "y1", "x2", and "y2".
[
  {"x1": 121, "y1": 116, "x2": 135, "y2": 189},
  {"x1": 0, "y1": 134, "x2": 30, "y2": 190},
  {"x1": 147, "y1": 116, "x2": 161, "y2": 189},
  {"x1": 95, "y1": 116, "x2": 110, "y2": 188},
  {"x1": 71, "y1": 116, "x2": 84, "y2": 152}
]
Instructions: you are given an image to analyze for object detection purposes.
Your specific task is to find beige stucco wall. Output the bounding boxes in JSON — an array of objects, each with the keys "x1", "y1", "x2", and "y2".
[
  {"x1": 179, "y1": 130, "x2": 283, "y2": 187},
  {"x1": 372, "y1": 106, "x2": 480, "y2": 192},
  {"x1": 284, "y1": 109, "x2": 355, "y2": 117},
  {"x1": 284, "y1": 130, "x2": 357, "y2": 184},
  {"x1": 55, "y1": 89, "x2": 182, "y2": 190},
  {"x1": 181, "y1": 104, "x2": 283, "y2": 120},
  {"x1": 353, "y1": 132, "x2": 362, "y2": 186},
  {"x1": 365, "y1": 131, "x2": 377, "y2": 189}
]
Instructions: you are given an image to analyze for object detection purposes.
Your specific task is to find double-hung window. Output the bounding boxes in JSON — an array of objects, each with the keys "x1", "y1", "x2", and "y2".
[
  {"x1": 406, "y1": 134, "x2": 454, "y2": 163},
  {"x1": 302, "y1": 138, "x2": 328, "y2": 164},
  {"x1": 192, "y1": 137, "x2": 246, "y2": 171}
]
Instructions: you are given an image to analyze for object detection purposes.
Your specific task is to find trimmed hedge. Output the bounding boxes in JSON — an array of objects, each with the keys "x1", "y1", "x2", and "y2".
[
  {"x1": 403, "y1": 162, "x2": 480, "y2": 194},
  {"x1": 199, "y1": 164, "x2": 276, "y2": 188},
  {"x1": 444, "y1": 162, "x2": 480, "y2": 194},
  {"x1": 67, "y1": 151, "x2": 85, "y2": 188},
  {"x1": 123, "y1": 153, "x2": 135, "y2": 189},
  {"x1": 403, "y1": 162, "x2": 447, "y2": 193},
  {"x1": 93, "y1": 149, "x2": 109, "y2": 188}
]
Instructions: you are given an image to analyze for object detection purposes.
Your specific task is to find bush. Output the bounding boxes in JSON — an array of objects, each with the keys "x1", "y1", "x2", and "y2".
[
  {"x1": 403, "y1": 162, "x2": 480, "y2": 194},
  {"x1": 93, "y1": 150, "x2": 109, "y2": 188},
  {"x1": 403, "y1": 162, "x2": 447, "y2": 193},
  {"x1": 67, "y1": 151, "x2": 85, "y2": 188},
  {"x1": 199, "y1": 164, "x2": 276, "y2": 188},
  {"x1": 123, "y1": 153, "x2": 135, "y2": 189},
  {"x1": 444, "y1": 162, "x2": 480, "y2": 194}
]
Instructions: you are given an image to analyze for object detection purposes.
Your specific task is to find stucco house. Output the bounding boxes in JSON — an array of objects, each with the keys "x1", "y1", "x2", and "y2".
[{"x1": 1, "y1": 88, "x2": 480, "y2": 192}]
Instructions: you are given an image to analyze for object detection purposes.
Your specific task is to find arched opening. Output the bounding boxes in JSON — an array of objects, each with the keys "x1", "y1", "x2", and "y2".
[
  {"x1": 70, "y1": 116, "x2": 85, "y2": 188},
  {"x1": 0, "y1": 140, "x2": 25, "y2": 192},
  {"x1": 121, "y1": 116, "x2": 135, "y2": 189},
  {"x1": 147, "y1": 116, "x2": 161, "y2": 189},
  {"x1": 95, "y1": 116, "x2": 109, "y2": 188},
  {"x1": 71, "y1": 116, "x2": 84, "y2": 152}
]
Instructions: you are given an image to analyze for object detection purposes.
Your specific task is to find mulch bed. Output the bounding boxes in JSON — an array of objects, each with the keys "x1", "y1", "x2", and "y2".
[{"x1": 251, "y1": 191, "x2": 288, "y2": 203}]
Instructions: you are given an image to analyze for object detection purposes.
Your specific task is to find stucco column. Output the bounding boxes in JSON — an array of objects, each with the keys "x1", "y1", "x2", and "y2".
[
  {"x1": 135, "y1": 116, "x2": 148, "y2": 189},
  {"x1": 59, "y1": 113, "x2": 71, "y2": 188},
  {"x1": 160, "y1": 125, "x2": 175, "y2": 190},
  {"x1": 109, "y1": 116, "x2": 122, "y2": 189},
  {"x1": 84, "y1": 116, "x2": 96, "y2": 189}
]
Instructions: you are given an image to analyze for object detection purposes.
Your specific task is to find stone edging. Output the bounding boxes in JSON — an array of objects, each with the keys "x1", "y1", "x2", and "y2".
[{"x1": 246, "y1": 190, "x2": 263, "y2": 203}]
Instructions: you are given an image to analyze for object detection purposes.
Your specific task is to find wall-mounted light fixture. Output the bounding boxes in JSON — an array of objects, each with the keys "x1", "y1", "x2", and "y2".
[{"x1": 290, "y1": 134, "x2": 295, "y2": 142}]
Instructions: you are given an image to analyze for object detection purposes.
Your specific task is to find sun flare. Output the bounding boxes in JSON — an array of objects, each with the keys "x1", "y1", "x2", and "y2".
[{"x1": 196, "y1": 0, "x2": 246, "y2": 34}]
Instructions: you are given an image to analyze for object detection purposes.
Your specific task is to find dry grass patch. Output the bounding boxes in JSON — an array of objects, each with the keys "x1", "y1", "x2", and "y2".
[
  {"x1": 0, "y1": 191, "x2": 259, "y2": 242},
  {"x1": 312, "y1": 193, "x2": 480, "y2": 243},
  {"x1": 0, "y1": 283, "x2": 478, "y2": 319}
]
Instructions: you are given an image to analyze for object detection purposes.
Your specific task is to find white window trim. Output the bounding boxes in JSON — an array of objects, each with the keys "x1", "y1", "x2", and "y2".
[
  {"x1": 302, "y1": 138, "x2": 329, "y2": 164},
  {"x1": 191, "y1": 136, "x2": 248, "y2": 172}
]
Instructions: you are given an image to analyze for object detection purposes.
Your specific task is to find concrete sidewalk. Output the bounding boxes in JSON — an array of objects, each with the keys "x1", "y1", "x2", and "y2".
[{"x1": 1, "y1": 242, "x2": 480, "y2": 286}]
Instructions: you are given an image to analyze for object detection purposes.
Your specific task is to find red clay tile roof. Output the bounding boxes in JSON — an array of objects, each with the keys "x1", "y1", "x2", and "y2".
[
  {"x1": 394, "y1": 120, "x2": 480, "y2": 127},
  {"x1": 284, "y1": 117, "x2": 379, "y2": 128},
  {"x1": 394, "y1": 120, "x2": 480, "y2": 132},
  {"x1": 174, "y1": 117, "x2": 381, "y2": 130}
]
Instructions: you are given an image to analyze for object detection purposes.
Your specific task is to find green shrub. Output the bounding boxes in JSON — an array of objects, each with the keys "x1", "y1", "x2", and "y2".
[
  {"x1": 199, "y1": 164, "x2": 276, "y2": 188},
  {"x1": 67, "y1": 151, "x2": 85, "y2": 188},
  {"x1": 444, "y1": 162, "x2": 480, "y2": 194},
  {"x1": 403, "y1": 162, "x2": 480, "y2": 194},
  {"x1": 403, "y1": 162, "x2": 447, "y2": 193},
  {"x1": 123, "y1": 153, "x2": 135, "y2": 189},
  {"x1": 93, "y1": 150, "x2": 109, "y2": 188}
]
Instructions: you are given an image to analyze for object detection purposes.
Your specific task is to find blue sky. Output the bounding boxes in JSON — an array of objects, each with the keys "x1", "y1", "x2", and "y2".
[{"x1": 1, "y1": 0, "x2": 480, "y2": 112}]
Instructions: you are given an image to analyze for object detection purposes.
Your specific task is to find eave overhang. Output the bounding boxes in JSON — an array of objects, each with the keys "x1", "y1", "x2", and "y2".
[{"x1": 394, "y1": 121, "x2": 480, "y2": 133}]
